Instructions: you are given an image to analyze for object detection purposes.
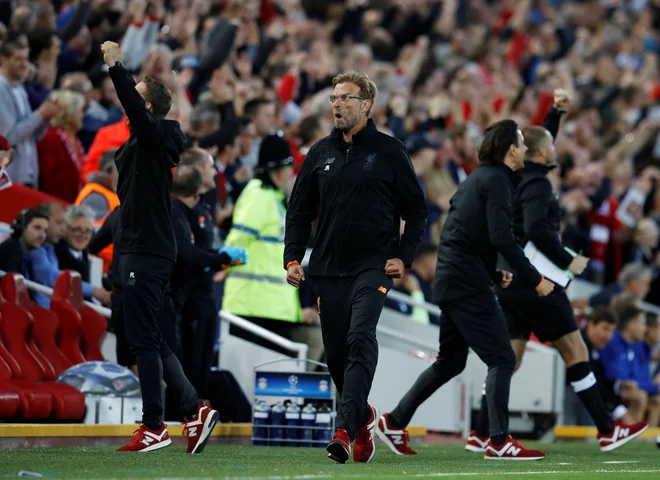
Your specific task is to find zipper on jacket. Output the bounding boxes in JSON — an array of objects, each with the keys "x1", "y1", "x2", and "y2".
[{"x1": 338, "y1": 147, "x2": 351, "y2": 276}]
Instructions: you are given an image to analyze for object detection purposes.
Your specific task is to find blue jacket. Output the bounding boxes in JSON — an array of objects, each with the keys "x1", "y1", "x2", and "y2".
[
  {"x1": 30, "y1": 242, "x2": 94, "y2": 308},
  {"x1": 598, "y1": 330, "x2": 657, "y2": 394},
  {"x1": 632, "y1": 341, "x2": 659, "y2": 396}
]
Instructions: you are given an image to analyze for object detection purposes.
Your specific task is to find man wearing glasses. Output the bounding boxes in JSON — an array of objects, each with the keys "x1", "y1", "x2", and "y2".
[
  {"x1": 284, "y1": 71, "x2": 428, "y2": 464},
  {"x1": 54, "y1": 205, "x2": 96, "y2": 282}
]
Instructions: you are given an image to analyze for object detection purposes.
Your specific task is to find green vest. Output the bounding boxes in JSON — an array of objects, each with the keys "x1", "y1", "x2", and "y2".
[{"x1": 222, "y1": 179, "x2": 301, "y2": 323}]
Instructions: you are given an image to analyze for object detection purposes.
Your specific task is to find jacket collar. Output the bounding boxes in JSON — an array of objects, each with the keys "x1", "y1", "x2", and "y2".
[
  {"x1": 331, "y1": 118, "x2": 378, "y2": 146},
  {"x1": 521, "y1": 160, "x2": 557, "y2": 175}
]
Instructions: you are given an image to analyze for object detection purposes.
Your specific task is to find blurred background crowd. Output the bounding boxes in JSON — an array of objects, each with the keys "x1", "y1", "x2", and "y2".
[{"x1": 0, "y1": 0, "x2": 659, "y2": 425}]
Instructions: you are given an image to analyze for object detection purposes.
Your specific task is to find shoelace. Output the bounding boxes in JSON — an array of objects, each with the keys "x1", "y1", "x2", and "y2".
[
  {"x1": 399, "y1": 432, "x2": 416, "y2": 454},
  {"x1": 130, "y1": 425, "x2": 148, "y2": 443}
]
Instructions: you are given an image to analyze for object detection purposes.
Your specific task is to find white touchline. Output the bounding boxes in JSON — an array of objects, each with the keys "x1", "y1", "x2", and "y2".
[{"x1": 602, "y1": 461, "x2": 641, "y2": 464}]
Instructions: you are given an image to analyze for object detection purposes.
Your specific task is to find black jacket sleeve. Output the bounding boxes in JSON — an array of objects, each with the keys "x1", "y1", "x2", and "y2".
[
  {"x1": 393, "y1": 144, "x2": 428, "y2": 267},
  {"x1": 108, "y1": 63, "x2": 162, "y2": 142},
  {"x1": 543, "y1": 107, "x2": 565, "y2": 140},
  {"x1": 521, "y1": 178, "x2": 574, "y2": 269},
  {"x1": 172, "y1": 208, "x2": 232, "y2": 270},
  {"x1": 0, "y1": 239, "x2": 23, "y2": 274},
  {"x1": 88, "y1": 217, "x2": 113, "y2": 255},
  {"x1": 486, "y1": 176, "x2": 542, "y2": 287},
  {"x1": 284, "y1": 145, "x2": 320, "y2": 269}
]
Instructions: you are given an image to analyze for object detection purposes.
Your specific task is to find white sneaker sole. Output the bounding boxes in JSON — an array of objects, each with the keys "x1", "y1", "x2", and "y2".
[
  {"x1": 376, "y1": 413, "x2": 415, "y2": 456},
  {"x1": 138, "y1": 438, "x2": 172, "y2": 453},
  {"x1": 600, "y1": 424, "x2": 649, "y2": 452},
  {"x1": 190, "y1": 410, "x2": 219, "y2": 454},
  {"x1": 484, "y1": 454, "x2": 545, "y2": 461},
  {"x1": 465, "y1": 444, "x2": 487, "y2": 453}
]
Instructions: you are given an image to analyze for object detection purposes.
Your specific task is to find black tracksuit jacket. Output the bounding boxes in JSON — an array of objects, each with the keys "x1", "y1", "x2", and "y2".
[
  {"x1": 109, "y1": 63, "x2": 188, "y2": 262},
  {"x1": 284, "y1": 119, "x2": 428, "y2": 277},
  {"x1": 434, "y1": 163, "x2": 542, "y2": 303}
]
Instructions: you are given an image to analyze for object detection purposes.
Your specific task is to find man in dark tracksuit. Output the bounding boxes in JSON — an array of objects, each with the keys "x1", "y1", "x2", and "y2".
[
  {"x1": 101, "y1": 41, "x2": 218, "y2": 454},
  {"x1": 87, "y1": 207, "x2": 135, "y2": 371},
  {"x1": 467, "y1": 98, "x2": 647, "y2": 453},
  {"x1": 178, "y1": 149, "x2": 224, "y2": 395},
  {"x1": 284, "y1": 72, "x2": 428, "y2": 464},
  {"x1": 169, "y1": 166, "x2": 246, "y2": 394},
  {"x1": 379, "y1": 119, "x2": 553, "y2": 461}
]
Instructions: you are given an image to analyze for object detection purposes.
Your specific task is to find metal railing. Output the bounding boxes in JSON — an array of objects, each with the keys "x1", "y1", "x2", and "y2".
[
  {"x1": 218, "y1": 309, "x2": 309, "y2": 360},
  {"x1": 0, "y1": 270, "x2": 111, "y2": 319}
]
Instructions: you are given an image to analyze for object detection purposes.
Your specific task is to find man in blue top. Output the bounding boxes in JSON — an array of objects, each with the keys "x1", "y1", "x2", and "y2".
[
  {"x1": 633, "y1": 312, "x2": 660, "y2": 426},
  {"x1": 0, "y1": 209, "x2": 49, "y2": 285},
  {"x1": 599, "y1": 304, "x2": 651, "y2": 423},
  {"x1": 31, "y1": 201, "x2": 110, "y2": 308}
]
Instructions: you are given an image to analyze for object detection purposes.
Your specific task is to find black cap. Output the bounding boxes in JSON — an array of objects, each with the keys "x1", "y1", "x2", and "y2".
[{"x1": 256, "y1": 131, "x2": 295, "y2": 173}]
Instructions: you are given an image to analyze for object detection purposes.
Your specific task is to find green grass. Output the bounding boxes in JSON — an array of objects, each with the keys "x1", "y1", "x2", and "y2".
[{"x1": 1, "y1": 442, "x2": 660, "y2": 479}]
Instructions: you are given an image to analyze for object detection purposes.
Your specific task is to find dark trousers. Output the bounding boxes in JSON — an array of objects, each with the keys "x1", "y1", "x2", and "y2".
[
  {"x1": 316, "y1": 269, "x2": 393, "y2": 440},
  {"x1": 119, "y1": 253, "x2": 199, "y2": 425},
  {"x1": 110, "y1": 291, "x2": 135, "y2": 368},
  {"x1": 181, "y1": 292, "x2": 218, "y2": 395},
  {"x1": 390, "y1": 293, "x2": 516, "y2": 438}
]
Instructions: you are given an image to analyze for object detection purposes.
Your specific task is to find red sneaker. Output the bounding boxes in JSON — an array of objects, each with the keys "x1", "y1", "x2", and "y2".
[
  {"x1": 598, "y1": 420, "x2": 649, "y2": 452},
  {"x1": 117, "y1": 424, "x2": 171, "y2": 452},
  {"x1": 375, "y1": 412, "x2": 417, "y2": 455},
  {"x1": 354, "y1": 404, "x2": 379, "y2": 463},
  {"x1": 485, "y1": 436, "x2": 545, "y2": 461},
  {"x1": 464, "y1": 430, "x2": 489, "y2": 453},
  {"x1": 183, "y1": 403, "x2": 220, "y2": 454},
  {"x1": 327, "y1": 428, "x2": 351, "y2": 464}
]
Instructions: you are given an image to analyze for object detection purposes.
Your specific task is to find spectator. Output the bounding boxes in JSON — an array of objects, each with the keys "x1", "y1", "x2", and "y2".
[
  {"x1": 0, "y1": 209, "x2": 49, "y2": 283},
  {"x1": 37, "y1": 89, "x2": 86, "y2": 202},
  {"x1": 31, "y1": 201, "x2": 109, "y2": 308},
  {"x1": 599, "y1": 304, "x2": 650, "y2": 422},
  {"x1": 54, "y1": 204, "x2": 95, "y2": 282},
  {"x1": 584, "y1": 262, "x2": 652, "y2": 308},
  {"x1": 239, "y1": 98, "x2": 276, "y2": 171},
  {"x1": 0, "y1": 33, "x2": 62, "y2": 187},
  {"x1": 633, "y1": 312, "x2": 660, "y2": 426},
  {"x1": 82, "y1": 115, "x2": 129, "y2": 182},
  {"x1": 576, "y1": 306, "x2": 634, "y2": 424}
]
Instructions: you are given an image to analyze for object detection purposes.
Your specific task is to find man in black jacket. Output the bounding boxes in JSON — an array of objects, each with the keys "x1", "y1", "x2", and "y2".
[
  {"x1": 379, "y1": 119, "x2": 553, "y2": 461},
  {"x1": 0, "y1": 209, "x2": 49, "y2": 284},
  {"x1": 284, "y1": 71, "x2": 428, "y2": 464},
  {"x1": 466, "y1": 95, "x2": 647, "y2": 454},
  {"x1": 101, "y1": 41, "x2": 218, "y2": 455}
]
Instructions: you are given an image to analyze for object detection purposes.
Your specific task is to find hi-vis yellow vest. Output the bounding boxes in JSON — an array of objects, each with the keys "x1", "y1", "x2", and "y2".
[{"x1": 222, "y1": 179, "x2": 301, "y2": 323}]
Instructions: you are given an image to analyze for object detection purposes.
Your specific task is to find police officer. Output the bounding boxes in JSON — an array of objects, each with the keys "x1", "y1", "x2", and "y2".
[{"x1": 284, "y1": 71, "x2": 428, "y2": 464}]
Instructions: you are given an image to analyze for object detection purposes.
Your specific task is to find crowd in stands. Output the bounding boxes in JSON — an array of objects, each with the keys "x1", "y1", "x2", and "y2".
[{"x1": 0, "y1": 0, "x2": 659, "y2": 422}]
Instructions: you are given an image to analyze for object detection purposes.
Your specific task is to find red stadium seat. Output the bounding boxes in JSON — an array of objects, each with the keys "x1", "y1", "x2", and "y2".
[
  {"x1": 0, "y1": 310, "x2": 52, "y2": 419},
  {"x1": 0, "y1": 275, "x2": 85, "y2": 420},
  {"x1": 50, "y1": 270, "x2": 106, "y2": 362},
  {"x1": 50, "y1": 271, "x2": 86, "y2": 365}
]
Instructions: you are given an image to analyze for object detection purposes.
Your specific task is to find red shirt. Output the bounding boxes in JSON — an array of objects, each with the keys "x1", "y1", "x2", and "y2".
[{"x1": 38, "y1": 128, "x2": 85, "y2": 203}]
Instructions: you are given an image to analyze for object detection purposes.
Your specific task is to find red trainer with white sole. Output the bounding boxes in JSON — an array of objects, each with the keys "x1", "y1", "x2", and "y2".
[
  {"x1": 465, "y1": 430, "x2": 489, "y2": 453},
  {"x1": 485, "y1": 436, "x2": 545, "y2": 461},
  {"x1": 354, "y1": 404, "x2": 379, "y2": 463},
  {"x1": 598, "y1": 420, "x2": 648, "y2": 452},
  {"x1": 376, "y1": 412, "x2": 417, "y2": 455},
  {"x1": 184, "y1": 403, "x2": 220, "y2": 454},
  {"x1": 117, "y1": 423, "x2": 172, "y2": 452},
  {"x1": 327, "y1": 428, "x2": 351, "y2": 464}
]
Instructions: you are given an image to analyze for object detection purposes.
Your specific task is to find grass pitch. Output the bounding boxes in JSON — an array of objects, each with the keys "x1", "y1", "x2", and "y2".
[{"x1": 1, "y1": 442, "x2": 659, "y2": 479}]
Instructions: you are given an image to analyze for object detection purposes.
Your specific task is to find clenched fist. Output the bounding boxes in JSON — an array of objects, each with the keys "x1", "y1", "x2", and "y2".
[{"x1": 101, "y1": 41, "x2": 121, "y2": 67}]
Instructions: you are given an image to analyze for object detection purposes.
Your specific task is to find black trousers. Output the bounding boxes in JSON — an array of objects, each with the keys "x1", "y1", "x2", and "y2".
[
  {"x1": 315, "y1": 269, "x2": 393, "y2": 440},
  {"x1": 110, "y1": 291, "x2": 135, "y2": 368},
  {"x1": 119, "y1": 253, "x2": 199, "y2": 425},
  {"x1": 181, "y1": 292, "x2": 219, "y2": 395},
  {"x1": 390, "y1": 293, "x2": 516, "y2": 438}
]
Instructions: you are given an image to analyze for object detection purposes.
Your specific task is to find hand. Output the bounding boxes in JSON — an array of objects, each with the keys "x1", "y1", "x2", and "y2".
[
  {"x1": 535, "y1": 278, "x2": 555, "y2": 297},
  {"x1": 553, "y1": 88, "x2": 571, "y2": 111},
  {"x1": 497, "y1": 269, "x2": 513, "y2": 288},
  {"x1": 302, "y1": 307, "x2": 319, "y2": 325},
  {"x1": 213, "y1": 270, "x2": 228, "y2": 282},
  {"x1": 571, "y1": 297, "x2": 589, "y2": 310},
  {"x1": 401, "y1": 272, "x2": 420, "y2": 293},
  {"x1": 385, "y1": 258, "x2": 405, "y2": 278},
  {"x1": 92, "y1": 287, "x2": 111, "y2": 305},
  {"x1": 234, "y1": 165, "x2": 252, "y2": 184},
  {"x1": 219, "y1": 245, "x2": 248, "y2": 266},
  {"x1": 568, "y1": 255, "x2": 589, "y2": 275},
  {"x1": 101, "y1": 41, "x2": 122, "y2": 67},
  {"x1": 286, "y1": 263, "x2": 305, "y2": 287},
  {"x1": 38, "y1": 99, "x2": 65, "y2": 121}
]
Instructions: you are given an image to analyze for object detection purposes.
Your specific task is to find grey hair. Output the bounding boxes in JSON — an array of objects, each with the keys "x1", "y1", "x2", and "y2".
[
  {"x1": 618, "y1": 262, "x2": 651, "y2": 286},
  {"x1": 65, "y1": 205, "x2": 95, "y2": 225}
]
